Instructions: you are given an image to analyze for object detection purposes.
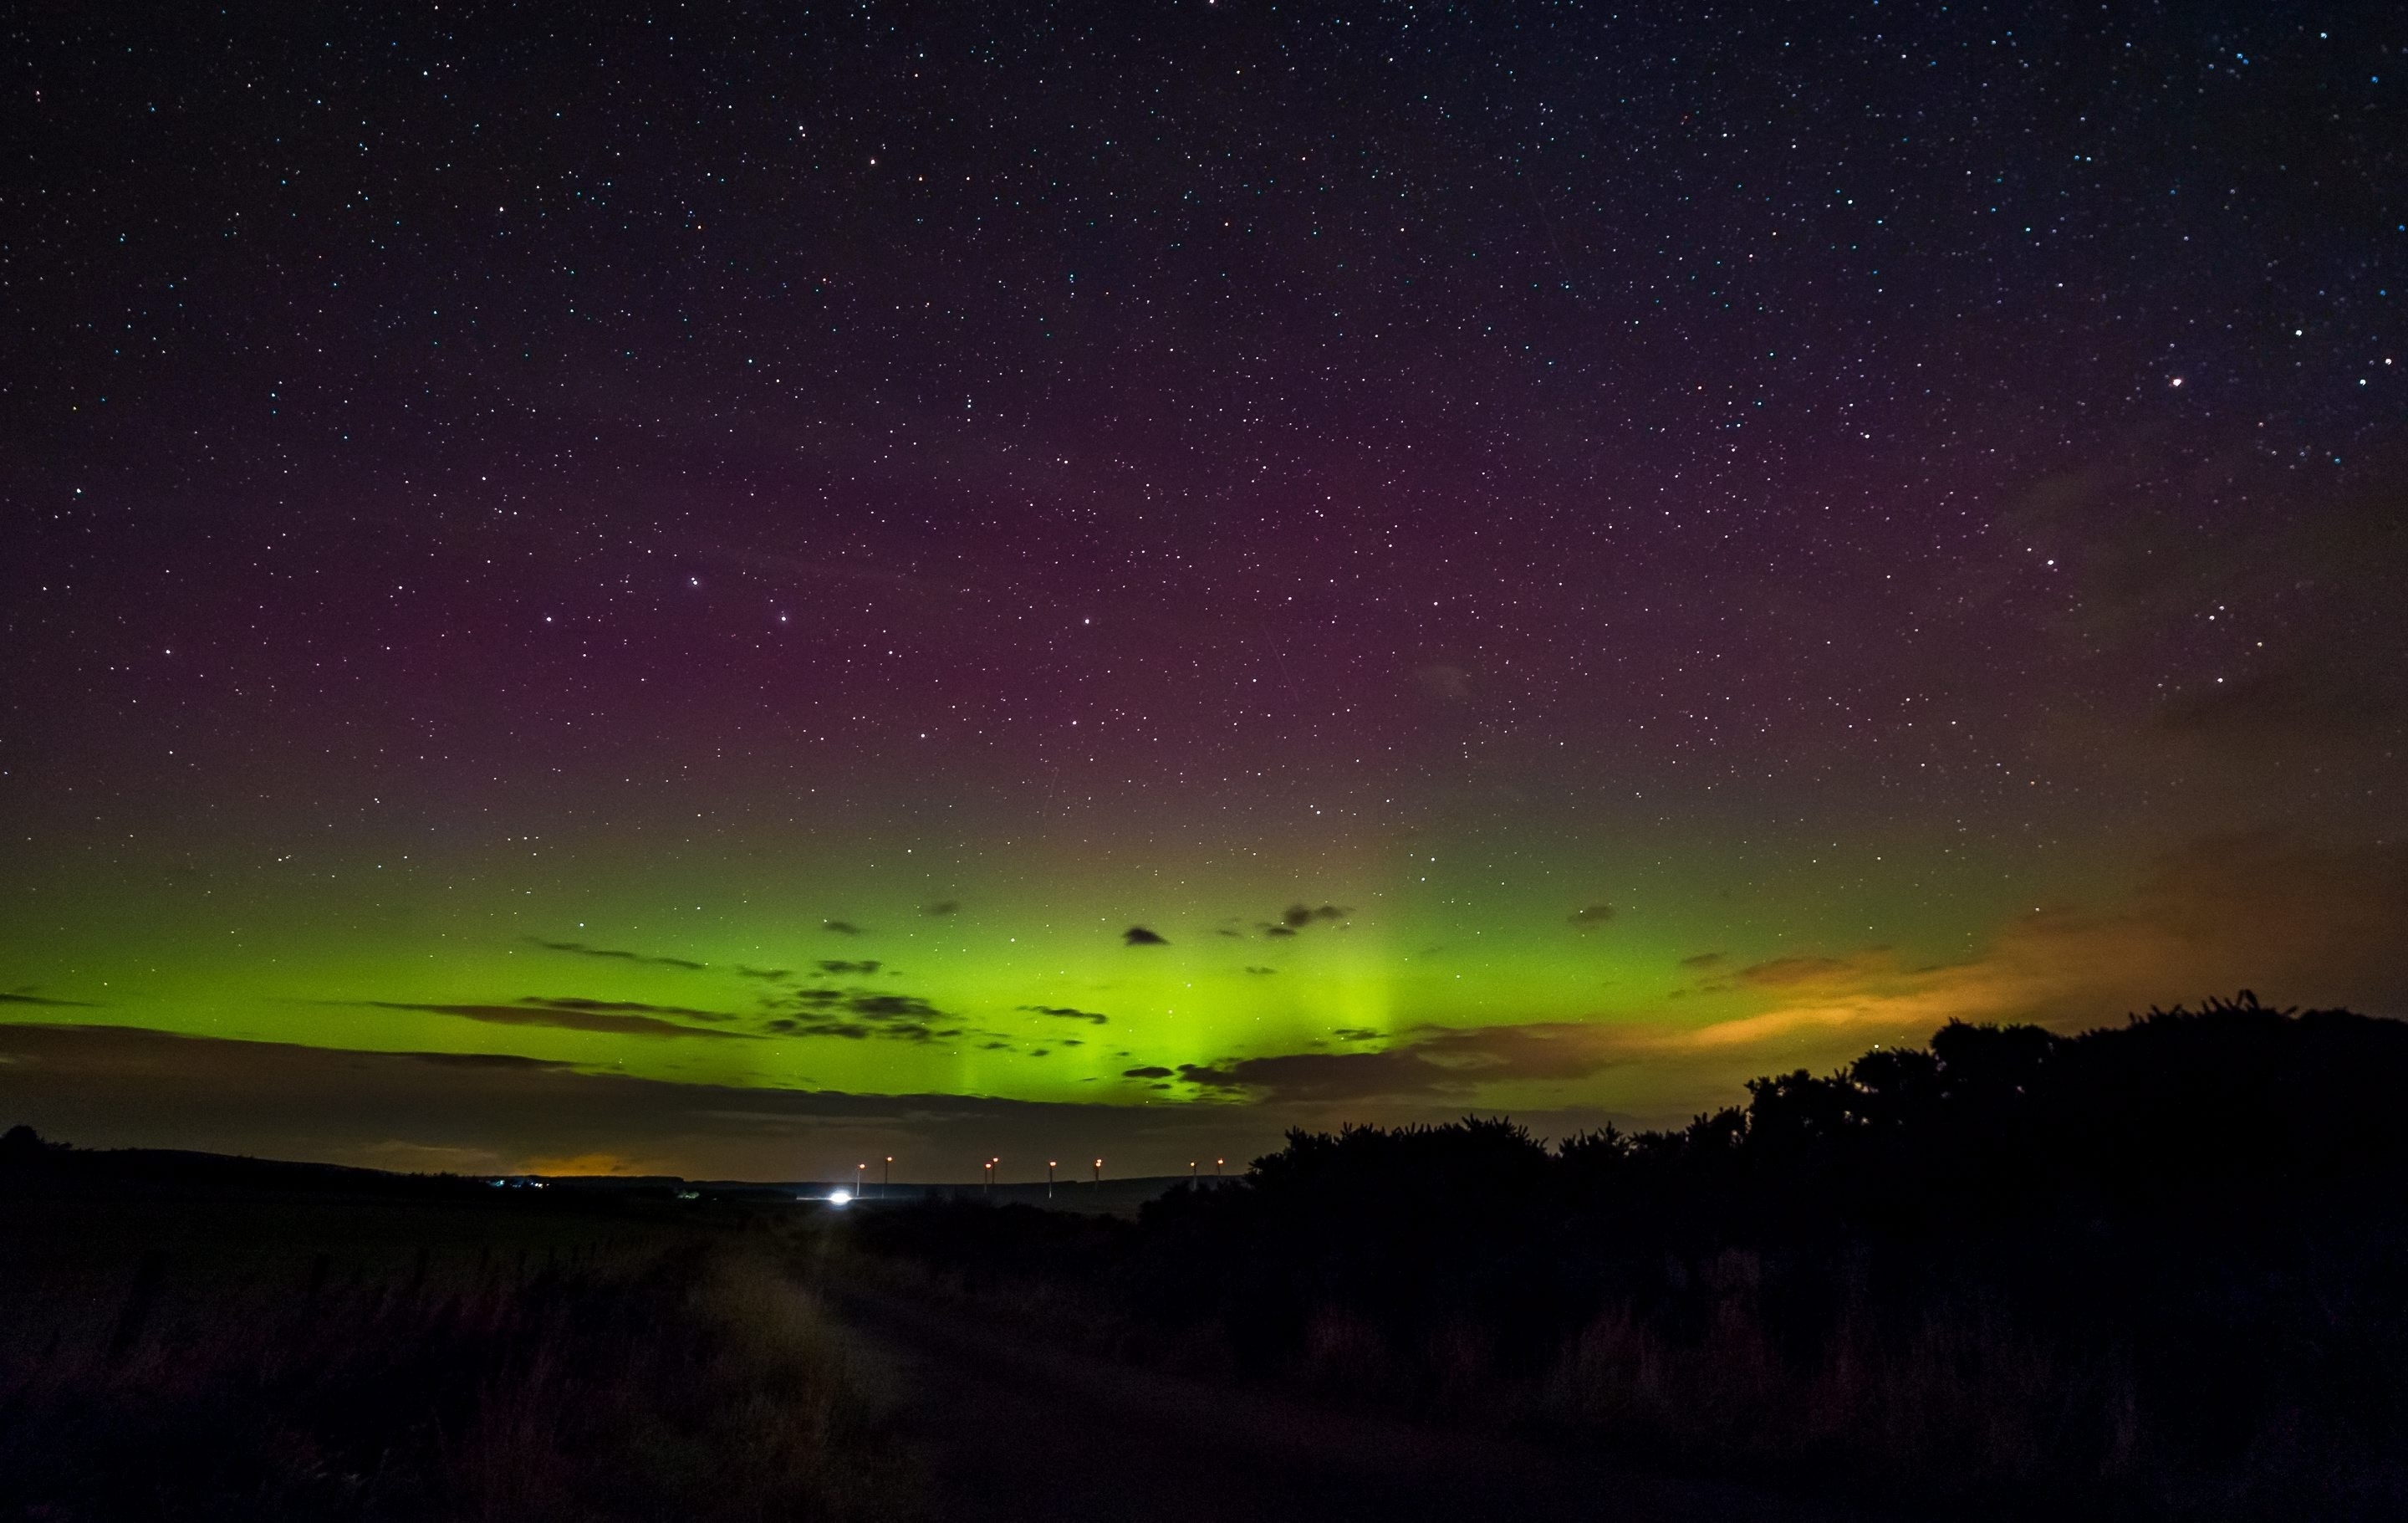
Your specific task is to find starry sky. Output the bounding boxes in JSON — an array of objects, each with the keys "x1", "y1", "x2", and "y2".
[{"x1": 4, "y1": 2, "x2": 2403, "y2": 1181}]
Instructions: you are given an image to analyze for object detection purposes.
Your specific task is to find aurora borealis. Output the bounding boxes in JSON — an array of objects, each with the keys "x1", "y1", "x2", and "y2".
[{"x1": 4, "y1": 3, "x2": 2403, "y2": 1179}]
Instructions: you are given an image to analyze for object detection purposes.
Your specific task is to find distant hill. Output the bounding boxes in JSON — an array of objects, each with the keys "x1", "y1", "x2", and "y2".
[{"x1": 0, "y1": 1127, "x2": 1224, "y2": 1214}]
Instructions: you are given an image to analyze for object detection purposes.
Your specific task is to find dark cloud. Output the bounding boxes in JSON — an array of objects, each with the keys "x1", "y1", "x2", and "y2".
[
  {"x1": 0, "y1": 991, "x2": 97, "y2": 1007},
  {"x1": 766, "y1": 984, "x2": 961, "y2": 1044},
  {"x1": 365, "y1": 999, "x2": 758, "y2": 1040},
  {"x1": 765, "y1": 1017, "x2": 863, "y2": 1039},
  {"x1": 823, "y1": 920, "x2": 864, "y2": 936},
  {"x1": 1163, "y1": 1022, "x2": 1634, "y2": 1102},
  {"x1": 1680, "y1": 952, "x2": 1725, "y2": 968},
  {"x1": 845, "y1": 994, "x2": 944, "y2": 1020},
  {"x1": 784, "y1": 988, "x2": 943, "y2": 1021},
  {"x1": 921, "y1": 900, "x2": 962, "y2": 917},
  {"x1": 1332, "y1": 1027, "x2": 1380, "y2": 1041},
  {"x1": 1568, "y1": 904, "x2": 1616, "y2": 930},
  {"x1": 528, "y1": 996, "x2": 743, "y2": 1022},
  {"x1": 1019, "y1": 1004, "x2": 1110, "y2": 1025},
  {"x1": 1244, "y1": 966, "x2": 1277, "y2": 976},
  {"x1": 1121, "y1": 1066, "x2": 1175, "y2": 1079},
  {"x1": 736, "y1": 966, "x2": 793, "y2": 982},
  {"x1": 524, "y1": 938, "x2": 707, "y2": 971},
  {"x1": 1262, "y1": 926, "x2": 1298, "y2": 939},
  {"x1": 1214, "y1": 928, "x2": 1246, "y2": 939},
  {"x1": 1123, "y1": 926, "x2": 1168, "y2": 946},
  {"x1": 816, "y1": 959, "x2": 883, "y2": 976},
  {"x1": 1279, "y1": 903, "x2": 1351, "y2": 930},
  {"x1": 766, "y1": 1012, "x2": 965, "y2": 1044}
]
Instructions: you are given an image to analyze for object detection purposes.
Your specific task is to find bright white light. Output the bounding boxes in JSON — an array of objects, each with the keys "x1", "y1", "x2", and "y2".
[{"x1": 829, "y1": 1189, "x2": 852, "y2": 1206}]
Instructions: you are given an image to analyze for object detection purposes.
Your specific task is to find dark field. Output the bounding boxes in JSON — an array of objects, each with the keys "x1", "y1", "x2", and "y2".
[
  {"x1": 0, "y1": 1147, "x2": 1819, "y2": 1523},
  {"x1": 0, "y1": 1149, "x2": 915, "y2": 1522}
]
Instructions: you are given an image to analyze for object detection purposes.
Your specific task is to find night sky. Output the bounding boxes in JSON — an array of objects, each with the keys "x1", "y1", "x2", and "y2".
[{"x1": 5, "y1": 3, "x2": 2403, "y2": 1180}]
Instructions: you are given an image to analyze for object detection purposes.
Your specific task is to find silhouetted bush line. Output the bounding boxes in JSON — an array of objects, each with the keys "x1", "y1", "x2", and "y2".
[
  {"x1": 849, "y1": 996, "x2": 2408, "y2": 1519},
  {"x1": 0, "y1": 1162, "x2": 914, "y2": 1521}
]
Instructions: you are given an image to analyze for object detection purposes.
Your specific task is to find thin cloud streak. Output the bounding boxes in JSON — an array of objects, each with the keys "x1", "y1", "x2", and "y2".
[{"x1": 365, "y1": 999, "x2": 758, "y2": 1040}]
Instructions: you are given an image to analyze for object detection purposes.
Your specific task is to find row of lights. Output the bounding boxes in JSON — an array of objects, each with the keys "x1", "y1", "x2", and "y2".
[{"x1": 834, "y1": 1155, "x2": 1229, "y2": 1202}]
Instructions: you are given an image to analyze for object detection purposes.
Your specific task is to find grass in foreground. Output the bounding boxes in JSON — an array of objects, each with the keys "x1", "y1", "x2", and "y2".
[{"x1": 0, "y1": 1160, "x2": 913, "y2": 1521}]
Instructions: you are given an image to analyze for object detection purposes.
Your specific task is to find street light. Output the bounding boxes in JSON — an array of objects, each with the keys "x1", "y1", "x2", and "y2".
[
  {"x1": 1047, "y1": 1160, "x2": 1057, "y2": 1199},
  {"x1": 1093, "y1": 1157, "x2": 1103, "y2": 1184},
  {"x1": 985, "y1": 1156, "x2": 997, "y2": 1193},
  {"x1": 856, "y1": 1162, "x2": 866, "y2": 1199},
  {"x1": 1215, "y1": 1157, "x2": 1225, "y2": 1178},
  {"x1": 884, "y1": 1156, "x2": 893, "y2": 1198}
]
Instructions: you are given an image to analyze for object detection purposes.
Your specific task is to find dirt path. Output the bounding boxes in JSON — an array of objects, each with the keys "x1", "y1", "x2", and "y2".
[{"x1": 831, "y1": 1285, "x2": 1869, "y2": 1523}]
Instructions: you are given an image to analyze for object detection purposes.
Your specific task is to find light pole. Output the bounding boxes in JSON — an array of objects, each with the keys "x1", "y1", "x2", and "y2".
[
  {"x1": 1190, "y1": 1160, "x2": 1197, "y2": 1182},
  {"x1": 855, "y1": 1162, "x2": 866, "y2": 1200},
  {"x1": 1047, "y1": 1160, "x2": 1057, "y2": 1199},
  {"x1": 884, "y1": 1156, "x2": 893, "y2": 1198},
  {"x1": 1215, "y1": 1157, "x2": 1225, "y2": 1179},
  {"x1": 1093, "y1": 1157, "x2": 1103, "y2": 1184},
  {"x1": 984, "y1": 1157, "x2": 997, "y2": 1193}
]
